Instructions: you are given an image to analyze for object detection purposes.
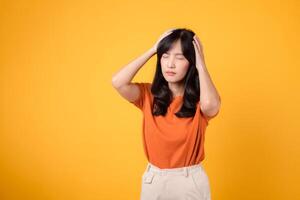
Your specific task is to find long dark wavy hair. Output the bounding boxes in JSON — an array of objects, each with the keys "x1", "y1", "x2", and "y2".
[{"x1": 151, "y1": 28, "x2": 200, "y2": 118}]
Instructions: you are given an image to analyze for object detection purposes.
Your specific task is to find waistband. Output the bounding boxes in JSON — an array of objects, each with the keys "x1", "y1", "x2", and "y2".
[{"x1": 145, "y1": 162, "x2": 203, "y2": 177}]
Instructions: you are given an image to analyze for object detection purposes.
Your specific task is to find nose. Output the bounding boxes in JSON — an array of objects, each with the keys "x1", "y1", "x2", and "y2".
[{"x1": 167, "y1": 57, "x2": 176, "y2": 68}]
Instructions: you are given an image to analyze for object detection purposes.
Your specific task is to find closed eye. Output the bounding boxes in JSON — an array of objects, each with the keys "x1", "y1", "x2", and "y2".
[{"x1": 162, "y1": 55, "x2": 185, "y2": 60}]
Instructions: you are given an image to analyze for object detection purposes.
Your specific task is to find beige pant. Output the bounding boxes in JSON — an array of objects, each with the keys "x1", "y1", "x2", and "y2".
[{"x1": 140, "y1": 162, "x2": 211, "y2": 200}]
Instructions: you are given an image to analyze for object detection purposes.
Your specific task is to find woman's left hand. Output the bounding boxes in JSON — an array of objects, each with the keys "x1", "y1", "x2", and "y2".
[{"x1": 192, "y1": 35, "x2": 206, "y2": 70}]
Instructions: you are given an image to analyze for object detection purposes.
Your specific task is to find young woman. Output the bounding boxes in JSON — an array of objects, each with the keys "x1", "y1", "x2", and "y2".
[{"x1": 112, "y1": 28, "x2": 221, "y2": 200}]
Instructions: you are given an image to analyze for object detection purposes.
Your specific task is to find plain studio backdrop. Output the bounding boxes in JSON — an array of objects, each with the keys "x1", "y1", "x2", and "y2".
[{"x1": 0, "y1": 0, "x2": 299, "y2": 199}]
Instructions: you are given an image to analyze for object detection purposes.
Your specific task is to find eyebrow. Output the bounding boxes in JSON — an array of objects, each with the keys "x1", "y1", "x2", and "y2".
[{"x1": 165, "y1": 52, "x2": 184, "y2": 55}]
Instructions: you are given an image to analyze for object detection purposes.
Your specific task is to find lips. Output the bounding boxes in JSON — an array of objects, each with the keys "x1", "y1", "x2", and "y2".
[
  {"x1": 166, "y1": 71, "x2": 176, "y2": 76},
  {"x1": 166, "y1": 71, "x2": 176, "y2": 74}
]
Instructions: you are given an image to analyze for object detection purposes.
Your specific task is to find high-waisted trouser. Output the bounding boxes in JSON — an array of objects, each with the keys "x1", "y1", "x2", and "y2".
[{"x1": 140, "y1": 162, "x2": 211, "y2": 200}]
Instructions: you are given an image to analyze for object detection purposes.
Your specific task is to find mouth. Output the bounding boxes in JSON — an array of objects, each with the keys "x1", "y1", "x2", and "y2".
[{"x1": 166, "y1": 71, "x2": 176, "y2": 76}]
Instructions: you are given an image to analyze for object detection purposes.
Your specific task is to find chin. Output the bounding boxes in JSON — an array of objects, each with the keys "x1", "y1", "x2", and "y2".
[
  {"x1": 165, "y1": 79, "x2": 180, "y2": 83},
  {"x1": 164, "y1": 74, "x2": 184, "y2": 83}
]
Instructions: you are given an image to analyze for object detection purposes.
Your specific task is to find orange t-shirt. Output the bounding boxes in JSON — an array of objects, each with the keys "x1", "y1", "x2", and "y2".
[{"x1": 130, "y1": 82, "x2": 212, "y2": 169}]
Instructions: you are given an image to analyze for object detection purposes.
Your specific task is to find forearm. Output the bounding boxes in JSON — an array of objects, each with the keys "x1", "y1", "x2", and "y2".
[
  {"x1": 112, "y1": 48, "x2": 156, "y2": 88},
  {"x1": 197, "y1": 64, "x2": 221, "y2": 111}
]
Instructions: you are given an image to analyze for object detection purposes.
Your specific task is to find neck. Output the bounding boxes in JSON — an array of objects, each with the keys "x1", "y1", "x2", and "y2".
[{"x1": 168, "y1": 82, "x2": 184, "y2": 97}]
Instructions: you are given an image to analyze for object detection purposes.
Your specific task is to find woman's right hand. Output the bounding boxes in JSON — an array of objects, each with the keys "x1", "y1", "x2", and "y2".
[{"x1": 151, "y1": 28, "x2": 177, "y2": 54}]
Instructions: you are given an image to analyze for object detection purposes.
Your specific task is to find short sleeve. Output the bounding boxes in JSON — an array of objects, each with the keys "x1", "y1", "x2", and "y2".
[{"x1": 129, "y1": 82, "x2": 150, "y2": 110}]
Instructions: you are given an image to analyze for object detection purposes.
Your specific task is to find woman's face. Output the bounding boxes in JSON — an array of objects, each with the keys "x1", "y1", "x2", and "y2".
[{"x1": 160, "y1": 40, "x2": 190, "y2": 83}]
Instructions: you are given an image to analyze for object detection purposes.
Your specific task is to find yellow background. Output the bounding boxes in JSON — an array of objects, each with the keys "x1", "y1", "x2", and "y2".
[{"x1": 1, "y1": 0, "x2": 299, "y2": 199}]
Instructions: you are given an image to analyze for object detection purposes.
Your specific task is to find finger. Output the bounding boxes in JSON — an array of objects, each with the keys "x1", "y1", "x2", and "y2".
[
  {"x1": 193, "y1": 40, "x2": 200, "y2": 53},
  {"x1": 192, "y1": 40, "x2": 198, "y2": 49},
  {"x1": 193, "y1": 42, "x2": 200, "y2": 57},
  {"x1": 163, "y1": 30, "x2": 174, "y2": 37},
  {"x1": 166, "y1": 30, "x2": 175, "y2": 35},
  {"x1": 193, "y1": 36, "x2": 200, "y2": 46},
  {"x1": 168, "y1": 28, "x2": 176, "y2": 31},
  {"x1": 166, "y1": 28, "x2": 176, "y2": 34},
  {"x1": 193, "y1": 38, "x2": 202, "y2": 52},
  {"x1": 193, "y1": 35, "x2": 203, "y2": 49},
  {"x1": 159, "y1": 31, "x2": 173, "y2": 40},
  {"x1": 195, "y1": 36, "x2": 204, "y2": 50}
]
